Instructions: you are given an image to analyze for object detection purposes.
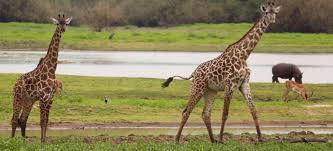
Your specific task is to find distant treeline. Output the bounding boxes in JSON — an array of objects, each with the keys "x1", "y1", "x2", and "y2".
[{"x1": 0, "y1": 0, "x2": 332, "y2": 33}]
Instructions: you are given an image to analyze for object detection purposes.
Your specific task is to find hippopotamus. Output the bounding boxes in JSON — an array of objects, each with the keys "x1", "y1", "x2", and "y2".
[{"x1": 272, "y1": 63, "x2": 303, "y2": 84}]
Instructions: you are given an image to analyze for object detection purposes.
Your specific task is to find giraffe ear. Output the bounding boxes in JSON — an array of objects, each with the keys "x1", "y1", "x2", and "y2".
[
  {"x1": 65, "y1": 17, "x2": 73, "y2": 25},
  {"x1": 50, "y1": 17, "x2": 59, "y2": 24},
  {"x1": 260, "y1": 5, "x2": 267, "y2": 13}
]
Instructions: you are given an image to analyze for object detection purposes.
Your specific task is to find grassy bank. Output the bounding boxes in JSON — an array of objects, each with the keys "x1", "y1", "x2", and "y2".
[
  {"x1": 0, "y1": 74, "x2": 332, "y2": 126},
  {"x1": 0, "y1": 22, "x2": 332, "y2": 53},
  {"x1": 1, "y1": 135, "x2": 333, "y2": 151}
]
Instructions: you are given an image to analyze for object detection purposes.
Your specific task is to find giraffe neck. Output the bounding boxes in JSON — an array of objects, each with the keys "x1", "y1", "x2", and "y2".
[
  {"x1": 233, "y1": 15, "x2": 270, "y2": 60},
  {"x1": 40, "y1": 26, "x2": 62, "y2": 74}
]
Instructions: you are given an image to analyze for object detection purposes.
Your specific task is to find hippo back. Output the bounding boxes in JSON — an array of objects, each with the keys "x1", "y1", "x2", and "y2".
[
  {"x1": 272, "y1": 63, "x2": 294, "y2": 78},
  {"x1": 272, "y1": 63, "x2": 303, "y2": 83}
]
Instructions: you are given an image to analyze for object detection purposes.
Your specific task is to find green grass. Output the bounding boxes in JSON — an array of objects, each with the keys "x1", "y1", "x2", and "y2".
[
  {"x1": 0, "y1": 73, "x2": 332, "y2": 126},
  {"x1": 1, "y1": 137, "x2": 333, "y2": 151},
  {"x1": 0, "y1": 22, "x2": 333, "y2": 53}
]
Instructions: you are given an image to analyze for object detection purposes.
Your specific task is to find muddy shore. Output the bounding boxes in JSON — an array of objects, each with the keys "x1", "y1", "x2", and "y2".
[{"x1": 1, "y1": 121, "x2": 332, "y2": 130}]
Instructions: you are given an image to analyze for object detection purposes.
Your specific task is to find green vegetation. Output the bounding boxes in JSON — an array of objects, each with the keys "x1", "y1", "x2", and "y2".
[
  {"x1": 0, "y1": 73, "x2": 332, "y2": 126},
  {"x1": 0, "y1": 22, "x2": 333, "y2": 53},
  {"x1": 1, "y1": 136, "x2": 333, "y2": 151}
]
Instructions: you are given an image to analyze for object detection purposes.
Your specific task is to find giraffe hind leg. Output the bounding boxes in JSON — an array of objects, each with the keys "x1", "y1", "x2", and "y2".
[
  {"x1": 219, "y1": 85, "x2": 234, "y2": 143},
  {"x1": 11, "y1": 95, "x2": 23, "y2": 138},
  {"x1": 176, "y1": 83, "x2": 206, "y2": 143},
  {"x1": 19, "y1": 101, "x2": 34, "y2": 137},
  {"x1": 202, "y1": 89, "x2": 217, "y2": 143}
]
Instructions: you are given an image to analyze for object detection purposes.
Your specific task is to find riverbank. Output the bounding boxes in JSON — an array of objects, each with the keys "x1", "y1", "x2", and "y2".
[
  {"x1": 1, "y1": 22, "x2": 333, "y2": 53},
  {"x1": 1, "y1": 74, "x2": 332, "y2": 127}
]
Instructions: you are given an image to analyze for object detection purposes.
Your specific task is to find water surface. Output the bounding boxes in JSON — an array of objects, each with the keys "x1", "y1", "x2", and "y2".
[{"x1": 0, "y1": 50, "x2": 332, "y2": 83}]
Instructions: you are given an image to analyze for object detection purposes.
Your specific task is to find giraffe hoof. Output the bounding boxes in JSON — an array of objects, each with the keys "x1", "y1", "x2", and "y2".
[
  {"x1": 258, "y1": 138, "x2": 265, "y2": 143},
  {"x1": 22, "y1": 136, "x2": 30, "y2": 140},
  {"x1": 214, "y1": 140, "x2": 224, "y2": 144},
  {"x1": 175, "y1": 138, "x2": 181, "y2": 144}
]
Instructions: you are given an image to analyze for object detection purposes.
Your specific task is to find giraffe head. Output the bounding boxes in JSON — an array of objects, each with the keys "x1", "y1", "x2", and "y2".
[
  {"x1": 260, "y1": 1, "x2": 281, "y2": 23},
  {"x1": 51, "y1": 14, "x2": 72, "y2": 33}
]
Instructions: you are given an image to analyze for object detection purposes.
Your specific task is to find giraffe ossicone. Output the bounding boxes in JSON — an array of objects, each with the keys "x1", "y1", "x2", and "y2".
[
  {"x1": 162, "y1": 1, "x2": 281, "y2": 143},
  {"x1": 11, "y1": 14, "x2": 72, "y2": 143}
]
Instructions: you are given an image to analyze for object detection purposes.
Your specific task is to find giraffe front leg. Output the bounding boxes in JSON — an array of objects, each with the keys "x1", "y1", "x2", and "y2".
[
  {"x1": 176, "y1": 81, "x2": 206, "y2": 143},
  {"x1": 19, "y1": 101, "x2": 34, "y2": 138},
  {"x1": 239, "y1": 80, "x2": 262, "y2": 142},
  {"x1": 39, "y1": 99, "x2": 53, "y2": 143},
  {"x1": 11, "y1": 113, "x2": 20, "y2": 138},
  {"x1": 202, "y1": 89, "x2": 217, "y2": 143}
]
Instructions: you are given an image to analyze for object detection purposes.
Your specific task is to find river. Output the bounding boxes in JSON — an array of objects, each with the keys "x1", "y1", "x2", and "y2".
[{"x1": 0, "y1": 50, "x2": 332, "y2": 83}]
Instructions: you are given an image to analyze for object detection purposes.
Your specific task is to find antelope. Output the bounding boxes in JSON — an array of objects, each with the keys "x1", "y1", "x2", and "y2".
[{"x1": 283, "y1": 80, "x2": 313, "y2": 102}]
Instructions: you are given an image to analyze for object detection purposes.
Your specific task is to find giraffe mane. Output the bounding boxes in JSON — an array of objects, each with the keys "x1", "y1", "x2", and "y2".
[{"x1": 225, "y1": 17, "x2": 262, "y2": 51}]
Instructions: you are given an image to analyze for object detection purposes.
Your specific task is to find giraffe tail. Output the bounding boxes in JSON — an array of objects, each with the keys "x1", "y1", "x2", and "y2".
[{"x1": 161, "y1": 75, "x2": 193, "y2": 88}]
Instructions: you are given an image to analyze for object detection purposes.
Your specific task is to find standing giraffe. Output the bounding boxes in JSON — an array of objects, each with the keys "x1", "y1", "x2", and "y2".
[
  {"x1": 11, "y1": 14, "x2": 72, "y2": 142},
  {"x1": 162, "y1": 2, "x2": 281, "y2": 143}
]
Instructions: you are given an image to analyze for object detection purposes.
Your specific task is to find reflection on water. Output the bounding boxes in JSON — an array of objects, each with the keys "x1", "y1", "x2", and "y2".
[{"x1": 0, "y1": 50, "x2": 332, "y2": 83}]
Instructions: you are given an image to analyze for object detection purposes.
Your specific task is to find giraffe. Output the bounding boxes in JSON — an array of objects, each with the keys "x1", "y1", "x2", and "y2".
[
  {"x1": 37, "y1": 57, "x2": 63, "y2": 95},
  {"x1": 162, "y1": 1, "x2": 281, "y2": 143},
  {"x1": 11, "y1": 14, "x2": 72, "y2": 142}
]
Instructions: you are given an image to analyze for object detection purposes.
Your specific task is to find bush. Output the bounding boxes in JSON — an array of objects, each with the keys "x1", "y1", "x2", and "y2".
[
  {"x1": 0, "y1": 0, "x2": 332, "y2": 33},
  {"x1": 270, "y1": 0, "x2": 333, "y2": 33},
  {"x1": 108, "y1": 32, "x2": 115, "y2": 40}
]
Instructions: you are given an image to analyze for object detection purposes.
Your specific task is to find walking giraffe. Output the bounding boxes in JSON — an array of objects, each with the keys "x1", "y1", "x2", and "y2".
[
  {"x1": 162, "y1": 2, "x2": 281, "y2": 143},
  {"x1": 11, "y1": 14, "x2": 72, "y2": 142}
]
